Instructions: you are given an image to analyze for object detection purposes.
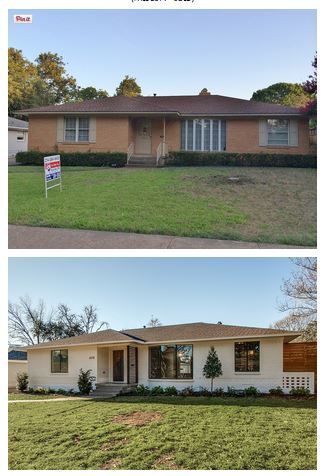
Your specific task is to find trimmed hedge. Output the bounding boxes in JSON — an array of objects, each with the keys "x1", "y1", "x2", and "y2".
[
  {"x1": 15, "y1": 151, "x2": 127, "y2": 167},
  {"x1": 166, "y1": 151, "x2": 317, "y2": 168}
]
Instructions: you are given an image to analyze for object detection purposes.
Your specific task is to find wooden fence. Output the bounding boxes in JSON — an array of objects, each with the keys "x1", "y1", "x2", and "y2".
[{"x1": 283, "y1": 341, "x2": 317, "y2": 391}]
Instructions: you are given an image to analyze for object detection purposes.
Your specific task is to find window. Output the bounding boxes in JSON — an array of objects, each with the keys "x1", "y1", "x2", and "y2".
[
  {"x1": 16, "y1": 132, "x2": 25, "y2": 142},
  {"x1": 149, "y1": 344, "x2": 193, "y2": 379},
  {"x1": 267, "y1": 119, "x2": 289, "y2": 145},
  {"x1": 181, "y1": 119, "x2": 226, "y2": 151},
  {"x1": 51, "y1": 349, "x2": 68, "y2": 373},
  {"x1": 64, "y1": 117, "x2": 89, "y2": 142},
  {"x1": 235, "y1": 342, "x2": 260, "y2": 372}
]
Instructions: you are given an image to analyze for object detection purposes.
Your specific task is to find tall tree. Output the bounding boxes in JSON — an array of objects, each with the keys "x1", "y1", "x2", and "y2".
[
  {"x1": 271, "y1": 258, "x2": 317, "y2": 341},
  {"x1": 147, "y1": 316, "x2": 162, "y2": 327},
  {"x1": 199, "y1": 88, "x2": 211, "y2": 96},
  {"x1": 203, "y1": 346, "x2": 222, "y2": 392},
  {"x1": 301, "y1": 54, "x2": 317, "y2": 116},
  {"x1": 35, "y1": 52, "x2": 78, "y2": 103},
  {"x1": 77, "y1": 86, "x2": 109, "y2": 101},
  {"x1": 251, "y1": 82, "x2": 310, "y2": 108},
  {"x1": 8, "y1": 297, "x2": 109, "y2": 344},
  {"x1": 115, "y1": 75, "x2": 142, "y2": 97},
  {"x1": 8, "y1": 48, "x2": 38, "y2": 115}
]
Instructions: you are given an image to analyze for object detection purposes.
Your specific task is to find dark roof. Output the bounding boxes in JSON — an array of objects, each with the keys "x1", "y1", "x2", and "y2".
[
  {"x1": 8, "y1": 116, "x2": 29, "y2": 130},
  {"x1": 25, "y1": 322, "x2": 300, "y2": 349},
  {"x1": 8, "y1": 350, "x2": 28, "y2": 361},
  {"x1": 18, "y1": 95, "x2": 304, "y2": 116}
]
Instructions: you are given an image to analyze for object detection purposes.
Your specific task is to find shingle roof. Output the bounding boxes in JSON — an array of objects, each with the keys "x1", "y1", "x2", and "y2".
[
  {"x1": 8, "y1": 116, "x2": 29, "y2": 129},
  {"x1": 25, "y1": 322, "x2": 300, "y2": 349},
  {"x1": 18, "y1": 95, "x2": 304, "y2": 116},
  {"x1": 123, "y1": 322, "x2": 300, "y2": 342}
]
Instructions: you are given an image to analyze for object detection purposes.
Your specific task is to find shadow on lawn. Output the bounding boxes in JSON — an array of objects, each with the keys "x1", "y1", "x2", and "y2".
[{"x1": 89, "y1": 395, "x2": 316, "y2": 410}]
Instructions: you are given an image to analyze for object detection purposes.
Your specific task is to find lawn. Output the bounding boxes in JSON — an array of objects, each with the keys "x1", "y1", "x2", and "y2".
[
  {"x1": 8, "y1": 396, "x2": 316, "y2": 470},
  {"x1": 8, "y1": 166, "x2": 316, "y2": 246}
]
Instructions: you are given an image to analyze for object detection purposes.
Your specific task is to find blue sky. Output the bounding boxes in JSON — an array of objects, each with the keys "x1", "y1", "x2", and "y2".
[
  {"x1": 9, "y1": 258, "x2": 297, "y2": 331},
  {"x1": 8, "y1": 9, "x2": 316, "y2": 99}
]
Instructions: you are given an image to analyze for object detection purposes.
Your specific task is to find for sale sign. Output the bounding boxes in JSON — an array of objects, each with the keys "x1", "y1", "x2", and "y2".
[
  {"x1": 44, "y1": 155, "x2": 62, "y2": 198},
  {"x1": 44, "y1": 155, "x2": 61, "y2": 182}
]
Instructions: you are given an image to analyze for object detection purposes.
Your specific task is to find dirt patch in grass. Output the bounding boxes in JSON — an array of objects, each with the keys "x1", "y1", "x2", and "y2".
[
  {"x1": 73, "y1": 435, "x2": 81, "y2": 445},
  {"x1": 183, "y1": 174, "x2": 257, "y2": 186},
  {"x1": 101, "y1": 458, "x2": 122, "y2": 470},
  {"x1": 153, "y1": 453, "x2": 183, "y2": 470},
  {"x1": 101, "y1": 437, "x2": 129, "y2": 451},
  {"x1": 112, "y1": 411, "x2": 162, "y2": 426}
]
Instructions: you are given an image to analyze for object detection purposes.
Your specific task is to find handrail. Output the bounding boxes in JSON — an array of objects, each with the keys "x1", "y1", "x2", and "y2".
[
  {"x1": 156, "y1": 141, "x2": 168, "y2": 165},
  {"x1": 127, "y1": 142, "x2": 134, "y2": 164}
]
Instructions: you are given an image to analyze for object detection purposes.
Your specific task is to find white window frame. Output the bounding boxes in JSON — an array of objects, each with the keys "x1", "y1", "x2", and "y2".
[
  {"x1": 267, "y1": 119, "x2": 289, "y2": 146},
  {"x1": 64, "y1": 117, "x2": 90, "y2": 142},
  {"x1": 181, "y1": 119, "x2": 225, "y2": 152},
  {"x1": 16, "y1": 132, "x2": 25, "y2": 142}
]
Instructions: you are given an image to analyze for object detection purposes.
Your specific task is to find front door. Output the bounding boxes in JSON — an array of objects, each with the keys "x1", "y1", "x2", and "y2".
[
  {"x1": 113, "y1": 350, "x2": 124, "y2": 382},
  {"x1": 135, "y1": 119, "x2": 152, "y2": 154}
]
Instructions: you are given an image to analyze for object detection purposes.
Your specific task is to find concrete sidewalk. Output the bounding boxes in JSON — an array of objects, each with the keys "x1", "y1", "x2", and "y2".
[{"x1": 9, "y1": 225, "x2": 308, "y2": 249}]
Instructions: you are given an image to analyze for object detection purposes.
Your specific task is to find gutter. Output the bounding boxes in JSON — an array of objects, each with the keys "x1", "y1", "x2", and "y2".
[{"x1": 17, "y1": 111, "x2": 304, "y2": 118}]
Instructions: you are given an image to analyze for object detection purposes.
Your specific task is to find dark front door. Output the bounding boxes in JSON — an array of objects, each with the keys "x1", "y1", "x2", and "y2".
[{"x1": 113, "y1": 350, "x2": 124, "y2": 382}]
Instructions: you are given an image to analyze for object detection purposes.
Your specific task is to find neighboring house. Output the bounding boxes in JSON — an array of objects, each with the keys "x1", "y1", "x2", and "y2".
[
  {"x1": 24, "y1": 322, "x2": 315, "y2": 394},
  {"x1": 19, "y1": 95, "x2": 311, "y2": 166},
  {"x1": 8, "y1": 117, "x2": 29, "y2": 158},
  {"x1": 8, "y1": 349, "x2": 28, "y2": 389}
]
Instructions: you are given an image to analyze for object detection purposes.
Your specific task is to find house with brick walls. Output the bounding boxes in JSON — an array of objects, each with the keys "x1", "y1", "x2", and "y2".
[
  {"x1": 24, "y1": 322, "x2": 315, "y2": 396},
  {"x1": 18, "y1": 94, "x2": 311, "y2": 166}
]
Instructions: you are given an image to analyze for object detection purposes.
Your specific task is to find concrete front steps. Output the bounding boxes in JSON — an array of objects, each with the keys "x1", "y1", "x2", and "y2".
[
  {"x1": 91, "y1": 383, "x2": 136, "y2": 398},
  {"x1": 127, "y1": 155, "x2": 157, "y2": 167}
]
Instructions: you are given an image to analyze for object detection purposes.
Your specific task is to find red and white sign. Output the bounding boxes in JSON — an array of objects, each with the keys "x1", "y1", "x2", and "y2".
[
  {"x1": 14, "y1": 14, "x2": 33, "y2": 24},
  {"x1": 44, "y1": 155, "x2": 61, "y2": 182}
]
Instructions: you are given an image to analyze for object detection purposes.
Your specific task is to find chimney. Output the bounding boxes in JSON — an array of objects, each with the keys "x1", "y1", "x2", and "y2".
[
  {"x1": 143, "y1": 325, "x2": 146, "y2": 328},
  {"x1": 153, "y1": 93, "x2": 157, "y2": 97}
]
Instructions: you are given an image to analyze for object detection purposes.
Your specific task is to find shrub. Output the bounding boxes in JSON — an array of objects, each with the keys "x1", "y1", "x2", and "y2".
[
  {"x1": 150, "y1": 385, "x2": 165, "y2": 396},
  {"x1": 196, "y1": 387, "x2": 212, "y2": 397},
  {"x1": 16, "y1": 372, "x2": 29, "y2": 392},
  {"x1": 33, "y1": 387, "x2": 49, "y2": 395},
  {"x1": 269, "y1": 386, "x2": 284, "y2": 396},
  {"x1": 226, "y1": 386, "x2": 245, "y2": 397},
  {"x1": 164, "y1": 386, "x2": 178, "y2": 396},
  {"x1": 15, "y1": 151, "x2": 127, "y2": 167},
  {"x1": 212, "y1": 387, "x2": 225, "y2": 397},
  {"x1": 244, "y1": 386, "x2": 260, "y2": 397},
  {"x1": 77, "y1": 369, "x2": 93, "y2": 395},
  {"x1": 166, "y1": 151, "x2": 317, "y2": 168},
  {"x1": 289, "y1": 387, "x2": 311, "y2": 397},
  {"x1": 135, "y1": 384, "x2": 151, "y2": 396},
  {"x1": 179, "y1": 386, "x2": 195, "y2": 397}
]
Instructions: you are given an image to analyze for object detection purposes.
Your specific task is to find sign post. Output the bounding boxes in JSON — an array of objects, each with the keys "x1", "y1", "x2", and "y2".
[{"x1": 44, "y1": 155, "x2": 62, "y2": 198}]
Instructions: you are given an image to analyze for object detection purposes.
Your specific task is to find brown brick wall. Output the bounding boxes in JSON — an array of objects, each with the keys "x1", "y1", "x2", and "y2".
[
  {"x1": 28, "y1": 115, "x2": 310, "y2": 155},
  {"x1": 227, "y1": 118, "x2": 311, "y2": 154}
]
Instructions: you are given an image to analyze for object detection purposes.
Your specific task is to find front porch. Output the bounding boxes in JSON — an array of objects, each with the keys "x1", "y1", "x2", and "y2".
[
  {"x1": 127, "y1": 116, "x2": 178, "y2": 167},
  {"x1": 96, "y1": 344, "x2": 139, "y2": 386}
]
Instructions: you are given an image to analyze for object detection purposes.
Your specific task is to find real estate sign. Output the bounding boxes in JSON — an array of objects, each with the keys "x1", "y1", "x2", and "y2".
[{"x1": 44, "y1": 155, "x2": 62, "y2": 198}]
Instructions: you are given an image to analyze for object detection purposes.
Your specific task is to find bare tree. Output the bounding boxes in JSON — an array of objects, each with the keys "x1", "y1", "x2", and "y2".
[
  {"x1": 147, "y1": 315, "x2": 162, "y2": 327},
  {"x1": 8, "y1": 297, "x2": 109, "y2": 344},
  {"x1": 271, "y1": 258, "x2": 317, "y2": 341}
]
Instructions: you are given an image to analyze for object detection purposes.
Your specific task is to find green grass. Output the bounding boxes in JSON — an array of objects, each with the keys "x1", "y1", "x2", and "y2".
[
  {"x1": 8, "y1": 396, "x2": 317, "y2": 470},
  {"x1": 8, "y1": 166, "x2": 316, "y2": 246},
  {"x1": 8, "y1": 393, "x2": 75, "y2": 400}
]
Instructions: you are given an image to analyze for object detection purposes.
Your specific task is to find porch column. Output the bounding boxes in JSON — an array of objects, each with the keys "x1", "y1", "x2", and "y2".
[{"x1": 163, "y1": 117, "x2": 166, "y2": 156}]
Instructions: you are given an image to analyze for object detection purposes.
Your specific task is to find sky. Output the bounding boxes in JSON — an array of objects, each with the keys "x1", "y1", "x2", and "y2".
[
  {"x1": 9, "y1": 258, "x2": 297, "y2": 332},
  {"x1": 8, "y1": 9, "x2": 316, "y2": 99}
]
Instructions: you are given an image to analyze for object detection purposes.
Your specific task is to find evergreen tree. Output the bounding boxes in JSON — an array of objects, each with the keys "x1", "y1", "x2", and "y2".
[{"x1": 203, "y1": 346, "x2": 222, "y2": 392}]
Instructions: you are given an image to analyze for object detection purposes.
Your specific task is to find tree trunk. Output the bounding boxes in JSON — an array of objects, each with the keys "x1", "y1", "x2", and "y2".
[{"x1": 211, "y1": 378, "x2": 214, "y2": 393}]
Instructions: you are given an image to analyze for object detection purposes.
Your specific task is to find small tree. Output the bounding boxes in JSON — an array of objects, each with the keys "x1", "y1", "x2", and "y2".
[
  {"x1": 78, "y1": 369, "x2": 93, "y2": 395},
  {"x1": 203, "y1": 346, "x2": 222, "y2": 392},
  {"x1": 16, "y1": 372, "x2": 29, "y2": 392}
]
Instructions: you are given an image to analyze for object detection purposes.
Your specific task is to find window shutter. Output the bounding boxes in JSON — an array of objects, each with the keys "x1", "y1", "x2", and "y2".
[
  {"x1": 259, "y1": 119, "x2": 268, "y2": 146},
  {"x1": 89, "y1": 117, "x2": 96, "y2": 143},
  {"x1": 289, "y1": 119, "x2": 298, "y2": 146},
  {"x1": 57, "y1": 117, "x2": 64, "y2": 143}
]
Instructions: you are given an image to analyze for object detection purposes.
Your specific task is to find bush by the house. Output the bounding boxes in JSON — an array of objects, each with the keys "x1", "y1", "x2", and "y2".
[
  {"x1": 15, "y1": 151, "x2": 127, "y2": 167},
  {"x1": 289, "y1": 387, "x2": 311, "y2": 397},
  {"x1": 164, "y1": 386, "x2": 178, "y2": 396},
  {"x1": 226, "y1": 386, "x2": 245, "y2": 397},
  {"x1": 77, "y1": 369, "x2": 93, "y2": 395},
  {"x1": 269, "y1": 386, "x2": 284, "y2": 396},
  {"x1": 178, "y1": 386, "x2": 195, "y2": 397},
  {"x1": 150, "y1": 385, "x2": 165, "y2": 396},
  {"x1": 166, "y1": 151, "x2": 317, "y2": 168},
  {"x1": 134, "y1": 384, "x2": 151, "y2": 396},
  {"x1": 244, "y1": 386, "x2": 260, "y2": 397},
  {"x1": 16, "y1": 372, "x2": 29, "y2": 392}
]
